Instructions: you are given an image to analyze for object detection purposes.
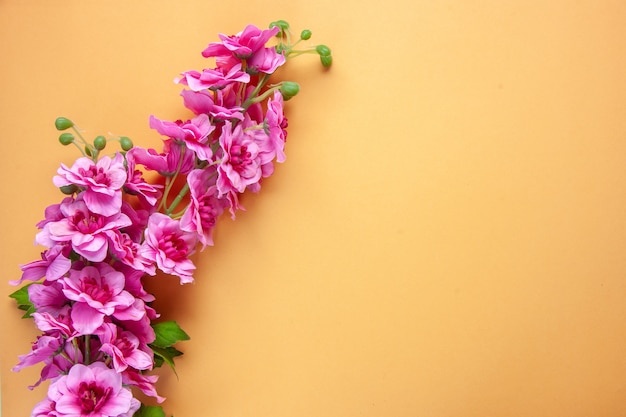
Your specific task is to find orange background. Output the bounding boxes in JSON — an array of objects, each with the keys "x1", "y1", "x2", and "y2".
[{"x1": 2, "y1": 1, "x2": 626, "y2": 416}]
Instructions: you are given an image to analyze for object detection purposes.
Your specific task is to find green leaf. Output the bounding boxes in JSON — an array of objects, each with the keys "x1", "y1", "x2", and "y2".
[
  {"x1": 133, "y1": 404, "x2": 167, "y2": 417},
  {"x1": 9, "y1": 283, "x2": 36, "y2": 318},
  {"x1": 151, "y1": 321, "x2": 190, "y2": 348},
  {"x1": 150, "y1": 345, "x2": 183, "y2": 374}
]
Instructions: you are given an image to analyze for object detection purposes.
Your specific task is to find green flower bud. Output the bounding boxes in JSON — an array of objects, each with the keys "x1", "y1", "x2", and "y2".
[
  {"x1": 93, "y1": 135, "x2": 107, "y2": 150},
  {"x1": 85, "y1": 146, "x2": 93, "y2": 157},
  {"x1": 315, "y1": 45, "x2": 331, "y2": 57},
  {"x1": 58, "y1": 132, "x2": 75, "y2": 146},
  {"x1": 300, "y1": 29, "x2": 312, "y2": 40},
  {"x1": 320, "y1": 55, "x2": 333, "y2": 68},
  {"x1": 55, "y1": 117, "x2": 74, "y2": 131},
  {"x1": 60, "y1": 184, "x2": 78, "y2": 195},
  {"x1": 280, "y1": 81, "x2": 300, "y2": 100},
  {"x1": 120, "y1": 136, "x2": 133, "y2": 151},
  {"x1": 270, "y1": 20, "x2": 290, "y2": 32}
]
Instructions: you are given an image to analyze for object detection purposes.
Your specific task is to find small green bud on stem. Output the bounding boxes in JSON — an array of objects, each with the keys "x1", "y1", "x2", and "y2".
[
  {"x1": 320, "y1": 55, "x2": 333, "y2": 68},
  {"x1": 60, "y1": 184, "x2": 78, "y2": 195},
  {"x1": 300, "y1": 29, "x2": 312, "y2": 40},
  {"x1": 55, "y1": 117, "x2": 74, "y2": 131},
  {"x1": 315, "y1": 45, "x2": 331, "y2": 57},
  {"x1": 94, "y1": 135, "x2": 107, "y2": 150},
  {"x1": 58, "y1": 133, "x2": 75, "y2": 146},
  {"x1": 120, "y1": 136, "x2": 133, "y2": 151},
  {"x1": 280, "y1": 81, "x2": 300, "y2": 100},
  {"x1": 270, "y1": 20, "x2": 290, "y2": 32}
]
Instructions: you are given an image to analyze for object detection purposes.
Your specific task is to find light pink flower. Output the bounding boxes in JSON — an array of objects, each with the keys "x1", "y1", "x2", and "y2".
[
  {"x1": 149, "y1": 114, "x2": 214, "y2": 161},
  {"x1": 140, "y1": 213, "x2": 196, "y2": 284},
  {"x1": 216, "y1": 120, "x2": 264, "y2": 195},
  {"x1": 53, "y1": 154, "x2": 127, "y2": 216},
  {"x1": 177, "y1": 63, "x2": 250, "y2": 91},
  {"x1": 11, "y1": 245, "x2": 71, "y2": 285},
  {"x1": 31, "y1": 398, "x2": 57, "y2": 417},
  {"x1": 13, "y1": 335, "x2": 62, "y2": 373},
  {"x1": 97, "y1": 323, "x2": 153, "y2": 372},
  {"x1": 48, "y1": 362, "x2": 134, "y2": 417},
  {"x1": 122, "y1": 369, "x2": 165, "y2": 403},
  {"x1": 180, "y1": 169, "x2": 230, "y2": 248},
  {"x1": 61, "y1": 264, "x2": 135, "y2": 335},
  {"x1": 37, "y1": 198, "x2": 131, "y2": 263}
]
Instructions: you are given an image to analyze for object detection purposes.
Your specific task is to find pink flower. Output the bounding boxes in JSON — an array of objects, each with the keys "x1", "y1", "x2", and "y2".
[
  {"x1": 202, "y1": 24, "x2": 279, "y2": 59},
  {"x1": 216, "y1": 120, "x2": 264, "y2": 195},
  {"x1": 97, "y1": 323, "x2": 153, "y2": 372},
  {"x1": 177, "y1": 63, "x2": 250, "y2": 91},
  {"x1": 266, "y1": 90, "x2": 288, "y2": 163},
  {"x1": 126, "y1": 141, "x2": 195, "y2": 176},
  {"x1": 247, "y1": 47, "x2": 286, "y2": 74},
  {"x1": 13, "y1": 335, "x2": 62, "y2": 373},
  {"x1": 53, "y1": 154, "x2": 127, "y2": 216},
  {"x1": 37, "y1": 198, "x2": 132, "y2": 263},
  {"x1": 180, "y1": 169, "x2": 230, "y2": 248},
  {"x1": 180, "y1": 89, "x2": 244, "y2": 121},
  {"x1": 140, "y1": 213, "x2": 196, "y2": 284},
  {"x1": 29, "y1": 281, "x2": 69, "y2": 316},
  {"x1": 61, "y1": 264, "x2": 135, "y2": 335},
  {"x1": 109, "y1": 232, "x2": 156, "y2": 274},
  {"x1": 123, "y1": 157, "x2": 162, "y2": 208},
  {"x1": 149, "y1": 113, "x2": 214, "y2": 161},
  {"x1": 11, "y1": 245, "x2": 71, "y2": 285},
  {"x1": 48, "y1": 362, "x2": 135, "y2": 417},
  {"x1": 122, "y1": 369, "x2": 165, "y2": 403}
]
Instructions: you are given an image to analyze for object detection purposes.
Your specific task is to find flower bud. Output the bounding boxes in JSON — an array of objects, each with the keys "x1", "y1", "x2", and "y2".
[
  {"x1": 280, "y1": 81, "x2": 300, "y2": 100},
  {"x1": 85, "y1": 146, "x2": 93, "y2": 157},
  {"x1": 270, "y1": 20, "x2": 290, "y2": 32},
  {"x1": 300, "y1": 29, "x2": 312, "y2": 40},
  {"x1": 60, "y1": 184, "x2": 78, "y2": 195},
  {"x1": 93, "y1": 135, "x2": 107, "y2": 150},
  {"x1": 58, "y1": 133, "x2": 75, "y2": 146},
  {"x1": 315, "y1": 45, "x2": 331, "y2": 57},
  {"x1": 55, "y1": 117, "x2": 74, "y2": 131},
  {"x1": 320, "y1": 55, "x2": 333, "y2": 68},
  {"x1": 120, "y1": 136, "x2": 133, "y2": 151}
]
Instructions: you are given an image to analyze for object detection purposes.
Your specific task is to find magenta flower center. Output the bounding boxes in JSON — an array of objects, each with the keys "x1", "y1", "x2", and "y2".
[
  {"x1": 229, "y1": 145, "x2": 252, "y2": 171},
  {"x1": 77, "y1": 381, "x2": 111, "y2": 412},
  {"x1": 198, "y1": 196, "x2": 219, "y2": 229},
  {"x1": 79, "y1": 166, "x2": 111, "y2": 186},
  {"x1": 71, "y1": 211, "x2": 105, "y2": 234},
  {"x1": 82, "y1": 276, "x2": 111, "y2": 302},
  {"x1": 160, "y1": 234, "x2": 188, "y2": 261}
]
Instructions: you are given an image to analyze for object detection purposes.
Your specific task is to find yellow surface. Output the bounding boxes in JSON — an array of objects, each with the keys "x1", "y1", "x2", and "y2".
[{"x1": 2, "y1": 1, "x2": 626, "y2": 416}]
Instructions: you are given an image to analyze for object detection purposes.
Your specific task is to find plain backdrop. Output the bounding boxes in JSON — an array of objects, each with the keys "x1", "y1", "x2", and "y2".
[{"x1": 2, "y1": 1, "x2": 626, "y2": 416}]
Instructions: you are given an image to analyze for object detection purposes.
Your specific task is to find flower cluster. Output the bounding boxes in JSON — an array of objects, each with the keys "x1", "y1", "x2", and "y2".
[{"x1": 11, "y1": 20, "x2": 331, "y2": 417}]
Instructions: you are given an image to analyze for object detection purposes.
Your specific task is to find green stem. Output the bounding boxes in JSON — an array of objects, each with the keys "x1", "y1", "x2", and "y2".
[
  {"x1": 242, "y1": 73, "x2": 270, "y2": 110},
  {"x1": 166, "y1": 182, "x2": 190, "y2": 215}
]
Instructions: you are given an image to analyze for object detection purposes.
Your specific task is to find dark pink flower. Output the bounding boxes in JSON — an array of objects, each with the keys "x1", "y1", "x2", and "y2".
[
  {"x1": 109, "y1": 232, "x2": 156, "y2": 274},
  {"x1": 180, "y1": 89, "x2": 244, "y2": 121},
  {"x1": 61, "y1": 264, "x2": 135, "y2": 335},
  {"x1": 53, "y1": 154, "x2": 127, "y2": 216},
  {"x1": 266, "y1": 90, "x2": 288, "y2": 163},
  {"x1": 177, "y1": 63, "x2": 250, "y2": 91},
  {"x1": 140, "y1": 213, "x2": 196, "y2": 284},
  {"x1": 123, "y1": 157, "x2": 162, "y2": 208},
  {"x1": 202, "y1": 24, "x2": 279, "y2": 59},
  {"x1": 37, "y1": 198, "x2": 131, "y2": 263},
  {"x1": 180, "y1": 169, "x2": 230, "y2": 248},
  {"x1": 29, "y1": 281, "x2": 69, "y2": 316},
  {"x1": 149, "y1": 114, "x2": 214, "y2": 161},
  {"x1": 97, "y1": 323, "x2": 152, "y2": 372},
  {"x1": 12, "y1": 335, "x2": 62, "y2": 373},
  {"x1": 247, "y1": 47, "x2": 286, "y2": 74},
  {"x1": 48, "y1": 362, "x2": 135, "y2": 417},
  {"x1": 126, "y1": 141, "x2": 194, "y2": 176}
]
